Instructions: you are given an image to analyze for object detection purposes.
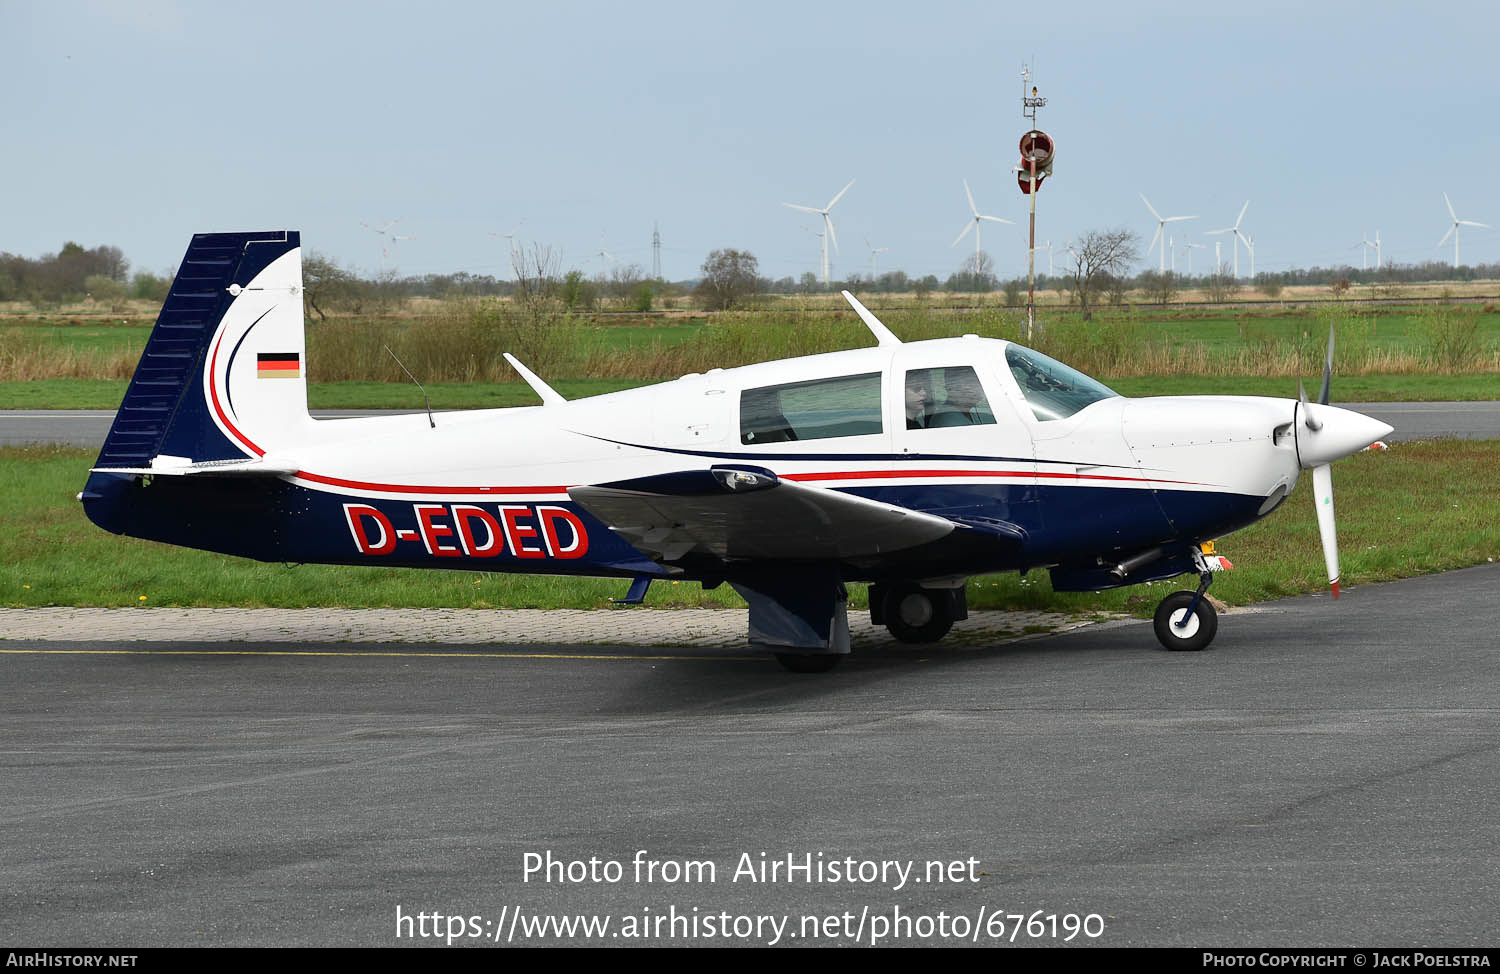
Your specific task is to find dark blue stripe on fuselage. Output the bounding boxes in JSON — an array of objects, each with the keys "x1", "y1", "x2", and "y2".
[{"x1": 81, "y1": 470, "x2": 1268, "y2": 584}]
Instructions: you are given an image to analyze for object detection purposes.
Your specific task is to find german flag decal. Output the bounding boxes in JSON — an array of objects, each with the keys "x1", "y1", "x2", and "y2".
[{"x1": 257, "y1": 352, "x2": 301, "y2": 379}]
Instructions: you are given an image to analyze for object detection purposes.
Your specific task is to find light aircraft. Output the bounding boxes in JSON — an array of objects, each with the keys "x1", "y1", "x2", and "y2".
[{"x1": 81, "y1": 232, "x2": 1392, "y2": 672}]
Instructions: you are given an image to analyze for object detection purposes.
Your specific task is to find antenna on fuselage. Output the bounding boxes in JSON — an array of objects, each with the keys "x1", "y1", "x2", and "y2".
[
  {"x1": 840, "y1": 290, "x2": 901, "y2": 347},
  {"x1": 503, "y1": 352, "x2": 567, "y2": 406},
  {"x1": 383, "y1": 344, "x2": 436, "y2": 429}
]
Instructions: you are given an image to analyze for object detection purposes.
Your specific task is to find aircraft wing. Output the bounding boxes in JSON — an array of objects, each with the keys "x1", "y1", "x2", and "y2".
[{"x1": 568, "y1": 466, "x2": 956, "y2": 564}]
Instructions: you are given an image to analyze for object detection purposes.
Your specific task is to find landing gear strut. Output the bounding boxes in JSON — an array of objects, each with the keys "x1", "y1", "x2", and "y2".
[{"x1": 1152, "y1": 557, "x2": 1218, "y2": 652}]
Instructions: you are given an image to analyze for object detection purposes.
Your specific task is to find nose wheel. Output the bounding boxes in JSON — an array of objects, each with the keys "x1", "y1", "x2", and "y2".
[{"x1": 1152, "y1": 567, "x2": 1218, "y2": 651}]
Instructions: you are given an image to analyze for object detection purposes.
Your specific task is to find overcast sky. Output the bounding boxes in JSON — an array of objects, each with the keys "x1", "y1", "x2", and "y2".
[{"x1": 7, "y1": 0, "x2": 1498, "y2": 282}]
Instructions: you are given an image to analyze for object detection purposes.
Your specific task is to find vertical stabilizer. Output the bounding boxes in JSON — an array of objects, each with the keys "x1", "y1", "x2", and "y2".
[{"x1": 93, "y1": 231, "x2": 312, "y2": 471}]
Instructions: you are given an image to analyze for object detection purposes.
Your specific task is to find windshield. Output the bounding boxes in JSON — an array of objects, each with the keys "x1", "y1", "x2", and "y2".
[{"x1": 1004, "y1": 345, "x2": 1120, "y2": 422}]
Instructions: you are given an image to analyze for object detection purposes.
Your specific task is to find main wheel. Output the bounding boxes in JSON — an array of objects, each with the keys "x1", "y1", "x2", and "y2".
[
  {"x1": 1152, "y1": 591, "x2": 1218, "y2": 651},
  {"x1": 775, "y1": 653, "x2": 843, "y2": 674},
  {"x1": 883, "y1": 585, "x2": 955, "y2": 644}
]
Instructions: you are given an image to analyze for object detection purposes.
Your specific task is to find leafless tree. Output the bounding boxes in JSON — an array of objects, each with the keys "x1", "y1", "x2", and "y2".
[
  {"x1": 1137, "y1": 270, "x2": 1179, "y2": 306},
  {"x1": 301, "y1": 251, "x2": 357, "y2": 319},
  {"x1": 696, "y1": 249, "x2": 761, "y2": 311},
  {"x1": 1066, "y1": 229, "x2": 1139, "y2": 319},
  {"x1": 1204, "y1": 263, "x2": 1241, "y2": 303},
  {"x1": 510, "y1": 243, "x2": 559, "y2": 313}
]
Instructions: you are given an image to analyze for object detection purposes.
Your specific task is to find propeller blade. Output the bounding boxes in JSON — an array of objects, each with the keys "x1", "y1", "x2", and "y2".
[
  {"x1": 1459, "y1": 221, "x2": 1491, "y2": 230},
  {"x1": 826, "y1": 178, "x2": 855, "y2": 210},
  {"x1": 978, "y1": 214, "x2": 1014, "y2": 225},
  {"x1": 952, "y1": 221, "x2": 975, "y2": 248},
  {"x1": 1318, "y1": 325, "x2": 1335, "y2": 405},
  {"x1": 1444, "y1": 192, "x2": 1457, "y2": 221},
  {"x1": 825, "y1": 213, "x2": 839, "y2": 254},
  {"x1": 1235, "y1": 200, "x2": 1250, "y2": 227},
  {"x1": 1313, "y1": 464, "x2": 1340, "y2": 598},
  {"x1": 964, "y1": 179, "x2": 978, "y2": 215},
  {"x1": 783, "y1": 203, "x2": 820, "y2": 214},
  {"x1": 1139, "y1": 192, "x2": 1162, "y2": 222},
  {"x1": 1437, "y1": 226, "x2": 1455, "y2": 247},
  {"x1": 1148, "y1": 225, "x2": 1162, "y2": 254},
  {"x1": 1298, "y1": 380, "x2": 1322, "y2": 431},
  {"x1": 1164, "y1": 215, "x2": 1197, "y2": 223}
]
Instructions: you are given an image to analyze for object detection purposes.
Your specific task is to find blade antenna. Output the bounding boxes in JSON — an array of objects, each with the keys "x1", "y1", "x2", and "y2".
[
  {"x1": 841, "y1": 290, "x2": 901, "y2": 347},
  {"x1": 504, "y1": 352, "x2": 567, "y2": 406},
  {"x1": 384, "y1": 344, "x2": 435, "y2": 428}
]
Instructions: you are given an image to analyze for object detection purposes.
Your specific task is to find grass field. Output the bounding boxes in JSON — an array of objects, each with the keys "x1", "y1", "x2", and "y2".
[
  {"x1": 5, "y1": 373, "x2": 1497, "y2": 411},
  {"x1": 5, "y1": 442, "x2": 1496, "y2": 615},
  {"x1": 3, "y1": 299, "x2": 1499, "y2": 408}
]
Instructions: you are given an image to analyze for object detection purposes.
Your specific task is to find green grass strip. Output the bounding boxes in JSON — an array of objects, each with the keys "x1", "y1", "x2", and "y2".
[{"x1": 4, "y1": 442, "x2": 1496, "y2": 614}]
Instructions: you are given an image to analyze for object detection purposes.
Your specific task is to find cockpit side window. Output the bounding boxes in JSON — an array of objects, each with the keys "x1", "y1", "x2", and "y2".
[
  {"x1": 740, "y1": 372, "x2": 882, "y2": 444},
  {"x1": 903, "y1": 366, "x2": 996, "y2": 430},
  {"x1": 1004, "y1": 345, "x2": 1120, "y2": 422}
]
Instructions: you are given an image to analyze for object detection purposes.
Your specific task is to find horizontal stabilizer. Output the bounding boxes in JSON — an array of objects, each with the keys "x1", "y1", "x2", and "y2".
[{"x1": 91, "y1": 455, "x2": 300, "y2": 478}]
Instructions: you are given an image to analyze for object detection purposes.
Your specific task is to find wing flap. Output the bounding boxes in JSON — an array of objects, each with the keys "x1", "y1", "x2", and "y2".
[{"x1": 569, "y1": 466, "x2": 955, "y2": 563}]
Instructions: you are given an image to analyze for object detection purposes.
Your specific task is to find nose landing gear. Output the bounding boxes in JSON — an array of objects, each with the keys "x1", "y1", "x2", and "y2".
[{"x1": 1152, "y1": 553, "x2": 1218, "y2": 651}]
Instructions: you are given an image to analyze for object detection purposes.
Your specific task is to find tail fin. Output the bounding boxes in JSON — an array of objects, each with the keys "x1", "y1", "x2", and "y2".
[{"x1": 93, "y1": 231, "x2": 313, "y2": 472}]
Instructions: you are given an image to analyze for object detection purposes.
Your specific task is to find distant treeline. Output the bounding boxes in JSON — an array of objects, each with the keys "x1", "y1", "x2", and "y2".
[
  {"x1": 0, "y1": 242, "x2": 173, "y2": 308},
  {"x1": 5, "y1": 239, "x2": 1500, "y2": 315}
]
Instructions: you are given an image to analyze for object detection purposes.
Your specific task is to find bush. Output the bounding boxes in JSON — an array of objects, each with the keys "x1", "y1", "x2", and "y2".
[
  {"x1": 1417, "y1": 306, "x2": 1483, "y2": 371},
  {"x1": 1254, "y1": 273, "x2": 1284, "y2": 299},
  {"x1": 130, "y1": 271, "x2": 171, "y2": 303},
  {"x1": 630, "y1": 282, "x2": 654, "y2": 312},
  {"x1": 560, "y1": 270, "x2": 598, "y2": 312},
  {"x1": 1137, "y1": 270, "x2": 1178, "y2": 306},
  {"x1": 84, "y1": 274, "x2": 128, "y2": 311}
]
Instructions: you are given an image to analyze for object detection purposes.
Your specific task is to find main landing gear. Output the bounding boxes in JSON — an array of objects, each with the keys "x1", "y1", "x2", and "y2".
[
  {"x1": 1152, "y1": 555, "x2": 1218, "y2": 652},
  {"x1": 870, "y1": 582, "x2": 967, "y2": 644}
]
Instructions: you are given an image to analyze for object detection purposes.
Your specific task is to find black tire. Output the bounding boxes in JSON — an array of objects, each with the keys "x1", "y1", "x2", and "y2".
[
  {"x1": 883, "y1": 585, "x2": 955, "y2": 644},
  {"x1": 1152, "y1": 590, "x2": 1218, "y2": 651},
  {"x1": 775, "y1": 653, "x2": 844, "y2": 674}
]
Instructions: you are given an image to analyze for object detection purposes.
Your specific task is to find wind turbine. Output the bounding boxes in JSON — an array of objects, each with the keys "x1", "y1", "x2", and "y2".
[
  {"x1": 1438, "y1": 193, "x2": 1489, "y2": 268},
  {"x1": 1140, "y1": 193, "x2": 1196, "y2": 272},
  {"x1": 865, "y1": 239, "x2": 889, "y2": 281},
  {"x1": 596, "y1": 230, "x2": 617, "y2": 271},
  {"x1": 1032, "y1": 240, "x2": 1054, "y2": 276},
  {"x1": 1205, "y1": 201, "x2": 1252, "y2": 278},
  {"x1": 783, "y1": 178, "x2": 855, "y2": 286},
  {"x1": 488, "y1": 219, "x2": 525, "y2": 278},
  {"x1": 1184, "y1": 242, "x2": 1207, "y2": 276},
  {"x1": 1354, "y1": 230, "x2": 1377, "y2": 271},
  {"x1": 362, "y1": 218, "x2": 412, "y2": 274},
  {"x1": 952, "y1": 179, "x2": 1014, "y2": 265}
]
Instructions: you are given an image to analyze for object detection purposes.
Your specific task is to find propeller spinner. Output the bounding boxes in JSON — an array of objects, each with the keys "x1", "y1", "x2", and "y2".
[{"x1": 1294, "y1": 327, "x2": 1394, "y2": 597}]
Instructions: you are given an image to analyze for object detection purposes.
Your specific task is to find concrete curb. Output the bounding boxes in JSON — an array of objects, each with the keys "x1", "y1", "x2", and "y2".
[{"x1": 0, "y1": 607, "x2": 1121, "y2": 648}]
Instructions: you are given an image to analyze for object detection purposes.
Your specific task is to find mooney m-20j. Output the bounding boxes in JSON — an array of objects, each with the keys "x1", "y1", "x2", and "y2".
[{"x1": 82, "y1": 232, "x2": 1392, "y2": 671}]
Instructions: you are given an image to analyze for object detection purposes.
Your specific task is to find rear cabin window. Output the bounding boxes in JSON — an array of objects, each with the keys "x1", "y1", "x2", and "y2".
[
  {"x1": 740, "y1": 372, "x2": 883, "y2": 444},
  {"x1": 904, "y1": 366, "x2": 996, "y2": 430}
]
